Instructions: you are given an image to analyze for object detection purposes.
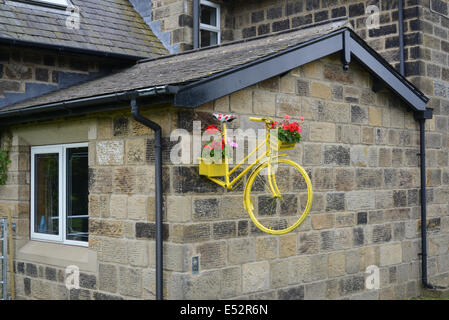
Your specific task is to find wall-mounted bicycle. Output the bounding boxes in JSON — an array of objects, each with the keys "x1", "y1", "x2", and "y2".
[{"x1": 199, "y1": 114, "x2": 313, "y2": 235}]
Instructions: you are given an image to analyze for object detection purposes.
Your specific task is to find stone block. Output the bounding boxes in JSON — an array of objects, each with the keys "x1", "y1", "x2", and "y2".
[
  {"x1": 280, "y1": 233, "x2": 297, "y2": 258},
  {"x1": 329, "y1": 251, "x2": 346, "y2": 278},
  {"x1": 309, "y1": 122, "x2": 336, "y2": 142},
  {"x1": 297, "y1": 231, "x2": 320, "y2": 254},
  {"x1": 127, "y1": 240, "x2": 149, "y2": 267},
  {"x1": 256, "y1": 236, "x2": 278, "y2": 260},
  {"x1": 324, "y1": 145, "x2": 350, "y2": 166},
  {"x1": 380, "y1": 243, "x2": 403, "y2": 266},
  {"x1": 351, "y1": 146, "x2": 378, "y2": 167},
  {"x1": 346, "y1": 191, "x2": 375, "y2": 211},
  {"x1": 167, "y1": 195, "x2": 192, "y2": 222},
  {"x1": 230, "y1": 89, "x2": 252, "y2": 114},
  {"x1": 89, "y1": 219, "x2": 123, "y2": 238},
  {"x1": 96, "y1": 140, "x2": 124, "y2": 165},
  {"x1": 253, "y1": 90, "x2": 276, "y2": 116},
  {"x1": 335, "y1": 168, "x2": 355, "y2": 192},
  {"x1": 119, "y1": 267, "x2": 142, "y2": 298},
  {"x1": 196, "y1": 241, "x2": 227, "y2": 270},
  {"x1": 109, "y1": 194, "x2": 128, "y2": 219},
  {"x1": 221, "y1": 266, "x2": 242, "y2": 298},
  {"x1": 193, "y1": 198, "x2": 220, "y2": 221},
  {"x1": 312, "y1": 213, "x2": 335, "y2": 230},
  {"x1": 311, "y1": 82, "x2": 332, "y2": 99},
  {"x1": 99, "y1": 264, "x2": 118, "y2": 293},
  {"x1": 228, "y1": 238, "x2": 256, "y2": 265},
  {"x1": 242, "y1": 261, "x2": 270, "y2": 294},
  {"x1": 125, "y1": 138, "x2": 146, "y2": 164}
]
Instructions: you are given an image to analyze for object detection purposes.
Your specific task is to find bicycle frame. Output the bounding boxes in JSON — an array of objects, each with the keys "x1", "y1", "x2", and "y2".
[{"x1": 206, "y1": 122, "x2": 286, "y2": 191}]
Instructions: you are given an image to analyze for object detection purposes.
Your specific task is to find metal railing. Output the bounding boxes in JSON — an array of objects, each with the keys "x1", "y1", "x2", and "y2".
[{"x1": 0, "y1": 218, "x2": 7, "y2": 300}]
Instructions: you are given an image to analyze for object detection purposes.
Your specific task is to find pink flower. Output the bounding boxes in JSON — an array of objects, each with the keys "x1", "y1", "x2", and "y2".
[
  {"x1": 227, "y1": 137, "x2": 238, "y2": 148},
  {"x1": 300, "y1": 116, "x2": 305, "y2": 121},
  {"x1": 284, "y1": 115, "x2": 291, "y2": 120}
]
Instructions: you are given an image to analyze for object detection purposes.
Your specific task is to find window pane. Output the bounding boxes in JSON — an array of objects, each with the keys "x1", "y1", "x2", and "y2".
[
  {"x1": 200, "y1": 4, "x2": 217, "y2": 26},
  {"x1": 200, "y1": 29, "x2": 218, "y2": 47},
  {"x1": 35, "y1": 0, "x2": 69, "y2": 6},
  {"x1": 66, "y1": 147, "x2": 89, "y2": 242},
  {"x1": 35, "y1": 153, "x2": 59, "y2": 236}
]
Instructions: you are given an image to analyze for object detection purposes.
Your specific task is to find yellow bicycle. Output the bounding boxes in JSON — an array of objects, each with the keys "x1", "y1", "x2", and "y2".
[{"x1": 199, "y1": 116, "x2": 313, "y2": 235}]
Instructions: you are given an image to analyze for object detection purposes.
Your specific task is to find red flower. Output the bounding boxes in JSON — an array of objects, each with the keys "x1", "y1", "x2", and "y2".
[{"x1": 205, "y1": 125, "x2": 219, "y2": 134}]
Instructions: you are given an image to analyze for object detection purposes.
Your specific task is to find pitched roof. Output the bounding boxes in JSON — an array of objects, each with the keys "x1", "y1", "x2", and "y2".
[
  {"x1": 0, "y1": 0, "x2": 167, "y2": 58},
  {"x1": 1, "y1": 21, "x2": 351, "y2": 111},
  {"x1": 0, "y1": 20, "x2": 429, "y2": 121}
]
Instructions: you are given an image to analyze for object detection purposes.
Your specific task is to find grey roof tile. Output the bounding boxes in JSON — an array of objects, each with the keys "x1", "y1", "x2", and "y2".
[{"x1": 0, "y1": 0, "x2": 167, "y2": 58}]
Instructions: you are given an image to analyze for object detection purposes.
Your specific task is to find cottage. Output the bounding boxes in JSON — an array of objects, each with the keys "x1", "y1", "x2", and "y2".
[{"x1": 0, "y1": 0, "x2": 448, "y2": 300}]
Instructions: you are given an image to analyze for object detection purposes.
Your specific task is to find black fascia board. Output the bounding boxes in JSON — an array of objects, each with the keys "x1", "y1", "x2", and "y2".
[
  {"x1": 0, "y1": 37, "x2": 147, "y2": 62},
  {"x1": 0, "y1": 88, "x2": 176, "y2": 125},
  {"x1": 173, "y1": 27, "x2": 429, "y2": 112}
]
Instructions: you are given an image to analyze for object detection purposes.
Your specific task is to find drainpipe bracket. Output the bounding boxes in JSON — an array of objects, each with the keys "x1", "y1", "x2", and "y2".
[{"x1": 414, "y1": 108, "x2": 433, "y2": 120}]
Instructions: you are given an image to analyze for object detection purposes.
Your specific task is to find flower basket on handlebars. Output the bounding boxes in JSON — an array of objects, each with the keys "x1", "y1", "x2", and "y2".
[
  {"x1": 278, "y1": 142, "x2": 296, "y2": 151},
  {"x1": 272, "y1": 115, "x2": 304, "y2": 151}
]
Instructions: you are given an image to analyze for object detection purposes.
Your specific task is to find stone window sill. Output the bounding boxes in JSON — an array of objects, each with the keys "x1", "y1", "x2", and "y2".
[{"x1": 17, "y1": 240, "x2": 97, "y2": 273}]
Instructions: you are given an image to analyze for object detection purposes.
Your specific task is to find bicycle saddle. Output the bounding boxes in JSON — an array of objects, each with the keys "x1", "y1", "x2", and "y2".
[{"x1": 213, "y1": 113, "x2": 237, "y2": 122}]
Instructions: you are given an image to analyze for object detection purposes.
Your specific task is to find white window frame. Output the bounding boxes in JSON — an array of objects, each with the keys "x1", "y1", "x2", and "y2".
[
  {"x1": 33, "y1": 0, "x2": 69, "y2": 6},
  {"x1": 31, "y1": 142, "x2": 89, "y2": 247},
  {"x1": 9, "y1": 0, "x2": 71, "y2": 10},
  {"x1": 200, "y1": 0, "x2": 221, "y2": 46}
]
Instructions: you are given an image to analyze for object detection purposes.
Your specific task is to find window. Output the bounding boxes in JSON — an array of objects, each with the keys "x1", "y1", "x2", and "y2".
[
  {"x1": 200, "y1": 0, "x2": 220, "y2": 47},
  {"x1": 11, "y1": 0, "x2": 70, "y2": 9},
  {"x1": 31, "y1": 143, "x2": 89, "y2": 247}
]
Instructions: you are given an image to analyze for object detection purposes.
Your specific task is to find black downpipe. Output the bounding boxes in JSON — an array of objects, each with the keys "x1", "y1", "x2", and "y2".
[
  {"x1": 419, "y1": 119, "x2": 436, "y2": 290},
  {"x1": 131, "y1": 98, "x2": 164, "y2": 300},
  {"x1": 193, "y1": 0, "x2": 200, "y2": 49},
  {"x1": 399, "y1": 0, "x2": 434, "y2": 291},
  {"x1": 398, "y1": 0, "x2": 405, "y2": 76}
]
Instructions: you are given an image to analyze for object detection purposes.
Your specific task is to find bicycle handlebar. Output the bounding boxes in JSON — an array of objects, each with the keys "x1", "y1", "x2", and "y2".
[{"x1": 249, "y1": 117, "x2": 273, "y2": 124}]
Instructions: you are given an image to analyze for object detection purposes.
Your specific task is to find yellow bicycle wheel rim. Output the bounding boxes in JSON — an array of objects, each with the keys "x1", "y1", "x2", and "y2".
[{"x1": 243, "y1": 159, "x2": 313, "y2": 235}]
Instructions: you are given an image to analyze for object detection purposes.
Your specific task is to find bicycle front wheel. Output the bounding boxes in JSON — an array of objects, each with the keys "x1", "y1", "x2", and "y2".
[{"x1": 243, "y1": 158, "x2": 313, "y2": 235}]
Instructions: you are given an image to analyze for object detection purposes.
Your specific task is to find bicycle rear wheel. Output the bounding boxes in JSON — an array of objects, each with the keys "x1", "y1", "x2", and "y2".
[{"x1": 243, "y1": 158, "x2": 313, "y2": 235}]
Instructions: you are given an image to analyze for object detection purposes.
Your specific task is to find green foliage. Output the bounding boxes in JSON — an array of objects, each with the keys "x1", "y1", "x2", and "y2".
[
  {"x1": 0, "y1": 133, "x2": 12, "y2": 186},
  {"x1": 0, "y1": 148, "x2": 11, "y2": 185}
]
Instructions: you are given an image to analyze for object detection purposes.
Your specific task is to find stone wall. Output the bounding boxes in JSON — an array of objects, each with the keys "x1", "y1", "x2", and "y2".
[
  {"x1": 152, "y1": 0, "x2": 422, "y2": 76},
  {"x1": 166, "y1": 54, "x2": 449, "y2": 299},
  {"x1": 0, "y1": 46, "x2": 130, "y2": 108},
  {"x1": 1, "y1": 53, "x2": 448, "y2": 300}
]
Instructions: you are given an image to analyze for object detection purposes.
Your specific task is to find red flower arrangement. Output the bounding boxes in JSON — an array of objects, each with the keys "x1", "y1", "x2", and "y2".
[{"x1": 271, "y1": 115, "x2": 305, "y2": 144}]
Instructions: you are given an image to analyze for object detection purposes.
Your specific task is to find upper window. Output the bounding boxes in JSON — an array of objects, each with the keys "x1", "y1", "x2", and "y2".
[
  {"x1": 31, "y1": 143, "x2": 89, "y2": 247},
  {"x1": 11, "y1": 0, "x2": 70, "y2": 9},
  {"x1": 200, "y1": 0, "x2": 220, "y2": 48}
]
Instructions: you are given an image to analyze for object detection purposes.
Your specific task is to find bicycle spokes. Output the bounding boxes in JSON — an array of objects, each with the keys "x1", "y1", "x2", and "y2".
[{"x1": 245, "y1": 160, "x2": 312, "y2": 234}]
